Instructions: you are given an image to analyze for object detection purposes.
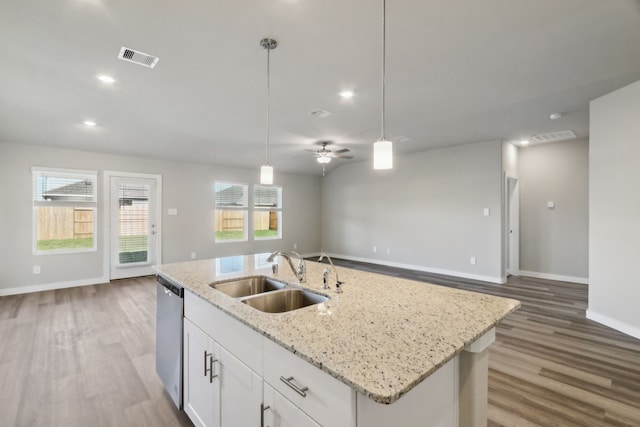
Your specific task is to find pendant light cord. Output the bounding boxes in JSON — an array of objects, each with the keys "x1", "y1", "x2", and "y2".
[
  {"x1": 381, "y1": 0, "x2": 386, "y2": 140},
  {"x1": 266, "y1": 42, "x2": 271, "y2": 165}
]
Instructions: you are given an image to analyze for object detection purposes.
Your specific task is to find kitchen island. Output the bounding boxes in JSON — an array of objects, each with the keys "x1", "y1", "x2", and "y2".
[{"x1": 154, "y1": 253, "x2": 519, "y2": 427}]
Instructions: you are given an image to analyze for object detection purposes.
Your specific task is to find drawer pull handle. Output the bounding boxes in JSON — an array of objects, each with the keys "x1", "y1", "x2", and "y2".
[
  {"x1": 204, "y1": 351, "x2": 219, "y2": 383},
  {"x1": 280, "y1": 376, "x2": 309, "y2": 397}
]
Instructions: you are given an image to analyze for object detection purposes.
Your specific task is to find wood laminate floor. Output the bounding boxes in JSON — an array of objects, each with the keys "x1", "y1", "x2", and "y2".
[{"x1": 1, "y1": 262, "x2": 639, "y2": 426}]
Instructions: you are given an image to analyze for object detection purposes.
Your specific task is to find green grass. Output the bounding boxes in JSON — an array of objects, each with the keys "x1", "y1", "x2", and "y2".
[
  {"x1": 119, "y1": 235, "x2": 148, "y2": 251},
  {"x1": 255, "y1": 229, "x2": 279, "y2": 238},
  {"x1": 37, "y1": 237, "x2": 94, "y2": 251},
  {"x1": 215, "y1": 229, "x2": 279, "y2": 241}
]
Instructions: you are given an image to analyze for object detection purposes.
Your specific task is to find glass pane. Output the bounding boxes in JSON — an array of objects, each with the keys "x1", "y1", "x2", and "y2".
[
  {"x1": 118, "y1": 184, "x2": 149, "y2": 264},
  {"x1": 215, "y1": 210, "x2": 247, "y2": 241},
  {"x1": 254, "y1": 210, "x2": 280, "y2": 239},
  {"x1": 254, "y1": 185, "x2": 281, "y2": 208},
  {"x1": 215, "y1": 183, "x2": 248, "y2": 207},
  {"x1": 36, "y1": 206, "x2": 94, "y2": 251},
  {"x1": 35, "y1": 172, "x2": 96, "y2": 203}
]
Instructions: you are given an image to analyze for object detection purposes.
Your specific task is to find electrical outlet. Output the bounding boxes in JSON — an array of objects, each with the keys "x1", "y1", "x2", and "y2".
[
  {"x1": 373, "y1": 246, "x2": 377, "y2": 253},
  {"x1": 386, "y1": 248, "x2": 391, "y2": 255},
  {"x1": 33, "y1": 265, "x2": 40, "y2": 274},
  {"x1": 191, "y1": 252, "x2": 196, "y2": 260},
  {"x1": 470, "y1": 257, "x2": 476, "y2": 265},
  {"x1": 293, "y1": 243, "x2": 297, "y2": 250}
]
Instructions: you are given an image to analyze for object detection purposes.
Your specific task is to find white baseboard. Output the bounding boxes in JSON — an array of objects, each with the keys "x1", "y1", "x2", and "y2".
[
  {"x1": 586, "y1": 309, "x2": 640, "y2": 340},
  {"x1": 0, "y1": 276, "x2": 109, "y2": 296},
  {"x1": 518, "y1": 270, "x2": 588, "y2": 285},
  {"x1": 327, "y1": 253, "x2": 506, "y2": 284}
]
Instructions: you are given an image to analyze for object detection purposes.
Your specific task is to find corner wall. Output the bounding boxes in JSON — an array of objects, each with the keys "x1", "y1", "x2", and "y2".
[
  {"x1": 518, "y1": 138, "x2": 589, "y2": 282},
  {"x1": 321, "y1": 140, "x2": 504, "y2": 283},
  {"x1": 588, "y1": 80, "x2": 640, "y2": 339},
  {"x1": 0, "y1": 142, "x2": 321, "y2": 294}
]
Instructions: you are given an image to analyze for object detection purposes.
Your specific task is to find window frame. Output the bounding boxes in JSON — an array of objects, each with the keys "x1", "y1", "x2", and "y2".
[
  {"x1": 253, "y1": 184, "x2": 283, "y2": 241},
  {"x1": 214, "y1": 181, "x2": 249, "y2": 243},
  {"x1": 32, "y1": 167, "x2": 98, "y2": 255}
]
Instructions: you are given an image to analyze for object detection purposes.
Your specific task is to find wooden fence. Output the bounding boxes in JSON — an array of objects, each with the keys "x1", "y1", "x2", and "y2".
[
  {"x1": 36, "y1": 207, "x2": 94, "y2": 240},
  {"x1": 214, "y1": 210, "x2": 277, "y2": 232}
]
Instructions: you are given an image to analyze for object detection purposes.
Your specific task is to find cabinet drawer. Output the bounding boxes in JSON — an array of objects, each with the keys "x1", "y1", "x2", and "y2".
[
  {"x1": 185, "y1": 289, "x2": 262, "y2": 375},
  {"x1": 263, "y1": 337, "x2": 355, "y2": 427}
]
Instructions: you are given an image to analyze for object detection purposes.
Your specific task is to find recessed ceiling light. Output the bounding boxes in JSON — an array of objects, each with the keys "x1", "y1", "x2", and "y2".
[
  {"x1": 519, "y1": 139, "x2": 530, "y2": 146},
  {"x1": 83, "y1": 120, "x2": 97, "y2": 127},
  {"x1": 339, "y1": 90, "x2": 354, "y2": 99},
  {"x1": 549, "y1": 112, "x2": 563, "y2": 120},
  {"x1": 96, "y1": 74, "x2": 115, "y2": 84}
]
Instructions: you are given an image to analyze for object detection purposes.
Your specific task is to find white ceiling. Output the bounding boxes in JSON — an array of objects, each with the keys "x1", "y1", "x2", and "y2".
[{"x1": 1, "y1": 0, "x2": 640, "y2": 176}]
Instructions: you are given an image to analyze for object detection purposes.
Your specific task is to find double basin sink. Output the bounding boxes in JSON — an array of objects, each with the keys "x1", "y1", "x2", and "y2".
[{"x1": 210, "y1": 276, "x2": 329, "y2": 313}]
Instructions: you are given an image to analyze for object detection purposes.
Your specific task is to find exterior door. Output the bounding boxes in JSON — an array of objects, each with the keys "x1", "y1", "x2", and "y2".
[{"x1": 109, "y1": 174, "x2": 161, "y2": 279}]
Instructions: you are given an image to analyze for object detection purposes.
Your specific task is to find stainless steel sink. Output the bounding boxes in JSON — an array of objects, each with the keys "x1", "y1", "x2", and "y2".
[
  {"x1": 211, "y1": 276, "x2": 288, "y2": 298},
  {"x1": 242, "y1": 289, "x2": 329, "y2": 313}
]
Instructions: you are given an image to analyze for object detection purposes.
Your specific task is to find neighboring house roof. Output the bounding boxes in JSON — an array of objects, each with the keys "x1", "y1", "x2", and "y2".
[
  {"x1": 42, "y1": 180, "x2": 94, "y2": 201},
  {"x1": 215, "y1": 185, "x2": 278, "y2": 207}
]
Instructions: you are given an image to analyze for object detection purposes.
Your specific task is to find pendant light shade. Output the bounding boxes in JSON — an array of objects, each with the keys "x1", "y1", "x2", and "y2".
[
  {"x1": 260, "y1": 38, "x2": 277, "y2": 184},
  {"x1": 373, "y1": 0, "x2": 393, "y2": 170},
  {"x1": 373, "y1": 138, "x2": 393, "y2": 169},
  {"x1": 260, "y1": 165, "x2": 273, "y2": 185}
]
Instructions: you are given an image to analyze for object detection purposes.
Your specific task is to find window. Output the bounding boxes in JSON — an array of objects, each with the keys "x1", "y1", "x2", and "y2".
[
  {"x1": 254, "y1": 185, "x2": 282, "y2": 240},
  {"x1": 32, "y1": 167, "x2": 98, "y2": 253},
  {"x1": 214, "y1": 182, "x2": 248, "y2": 242}
]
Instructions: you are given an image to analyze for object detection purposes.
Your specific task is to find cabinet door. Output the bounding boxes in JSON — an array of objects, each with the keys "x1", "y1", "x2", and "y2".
[
  {"x1": 184, "y1": 319, "x2": 220, "y2": 427},
  {"x1": 219, "y1": 345, "x2": 262, "y2": 426},
  {"x1": 263, "y1": 383, "x2": 321, "y2": 427}
]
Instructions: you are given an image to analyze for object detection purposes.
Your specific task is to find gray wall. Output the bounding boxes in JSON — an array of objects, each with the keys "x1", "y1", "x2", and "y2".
[
  {"x1": 0, "y1": 142, "x2": 321, "y2": 293},
  {"x1": 518, "y1": 138, "x2": 589, "y2": 280},
  {"x1": 321, "y1": 140, "x2": 504, "y2": 283},
  {"x1": 588, "y1": 80, "x2": 640, "y2": 338}
]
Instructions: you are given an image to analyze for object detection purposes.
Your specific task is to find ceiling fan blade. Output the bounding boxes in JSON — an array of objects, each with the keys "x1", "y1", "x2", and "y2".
[
  {"x1": 335, "y1": 155, "x2": 354, "y2": 159},
  {"x1": 304, "y1": 148, "x2": 318, "y2": 153},
  {"x1": 333, "y1": 148, "x2": 350, "y2": 154}
]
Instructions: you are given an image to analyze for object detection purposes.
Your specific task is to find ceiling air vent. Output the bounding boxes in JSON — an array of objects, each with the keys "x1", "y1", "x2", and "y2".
[
  {"x1": 530, "y1": 130, "x2": 576, "y2": 144},
  {"x1": 309, "y1": 109, "x2": 332, "y2": 119},
  {"x1": 118, "y1": 47, "x2": 159, "y2": 68}
]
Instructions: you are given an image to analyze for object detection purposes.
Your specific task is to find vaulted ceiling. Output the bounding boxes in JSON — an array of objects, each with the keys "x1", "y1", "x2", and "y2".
[{"x1": 1, "y1": 0, "x2": 640, "y2": 175}]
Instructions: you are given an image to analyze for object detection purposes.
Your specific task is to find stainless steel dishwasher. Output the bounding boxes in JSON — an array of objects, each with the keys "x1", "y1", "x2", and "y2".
[{"x1": 156, "y1": 275, "x2": 184, "y2": 409}]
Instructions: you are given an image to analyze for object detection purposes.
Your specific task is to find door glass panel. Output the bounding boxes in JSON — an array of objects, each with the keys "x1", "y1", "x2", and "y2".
[{"x1": 118, "y1": 183, "x2": 150, "y2": 264}]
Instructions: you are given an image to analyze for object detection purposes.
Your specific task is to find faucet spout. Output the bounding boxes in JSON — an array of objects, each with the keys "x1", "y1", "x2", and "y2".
[
  {"x1": 318, "y1": 252, "x2": 343, "y2": 293},
  {"x1": 267, "y1": 251, "x2": 306, "y2": 282}
]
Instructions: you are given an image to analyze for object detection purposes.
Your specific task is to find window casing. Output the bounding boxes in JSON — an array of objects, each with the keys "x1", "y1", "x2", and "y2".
[
  {"x1": 215, "y1": 182, "x2": 249, "y2": 242},
  {"x1": 253, "y1": 185, "x2": 282, "y2": 240},
  {"x1": 32, "y1": 167, "x2": 98, "y2": 254}
]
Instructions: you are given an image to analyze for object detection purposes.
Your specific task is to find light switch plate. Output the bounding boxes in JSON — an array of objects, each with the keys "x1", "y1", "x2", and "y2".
[{"x1": 168, "y1": 208, "x2": 178, "y2": 216}]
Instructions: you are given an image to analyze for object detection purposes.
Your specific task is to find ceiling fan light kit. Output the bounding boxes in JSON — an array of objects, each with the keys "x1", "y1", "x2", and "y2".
[{"x1": 260, "y1": 37, "x2": 277, "y2": 185}]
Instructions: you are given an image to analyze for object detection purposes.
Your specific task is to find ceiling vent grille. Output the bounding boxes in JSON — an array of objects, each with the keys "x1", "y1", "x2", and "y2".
[
  {"x1": 530, "y1": 130, "x2": 576, "y2": 143},
  {"x1": 118, "y1": 47, "x2": 159, "y2": 68}
]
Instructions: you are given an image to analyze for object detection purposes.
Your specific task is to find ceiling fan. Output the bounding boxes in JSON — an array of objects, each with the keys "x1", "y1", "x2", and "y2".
[{"x1": 305, "y1": 141, "x2": 353, "y2": 176}]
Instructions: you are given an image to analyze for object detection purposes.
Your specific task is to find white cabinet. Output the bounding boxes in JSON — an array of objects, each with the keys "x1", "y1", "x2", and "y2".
[
  {"x1": 183, "y1": 319, "x2": 219, "y2": 427},
  {"x1": 262, "y1": 337, "x2": 355, "y2": 427},
  {"x1": 183, "y1": 317, "x2": 262, "y2": 427},
  {"x1": 219, "y1": 345, "x2": 262, "y2": 426},
  {"x1": 263, "y1": 383, "x2": 320, "y2": 427}
]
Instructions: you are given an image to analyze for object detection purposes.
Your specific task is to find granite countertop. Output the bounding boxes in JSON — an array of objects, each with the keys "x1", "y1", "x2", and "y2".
[{"x1": 154, "y1": 253, "x2": 520, "y2": 404}]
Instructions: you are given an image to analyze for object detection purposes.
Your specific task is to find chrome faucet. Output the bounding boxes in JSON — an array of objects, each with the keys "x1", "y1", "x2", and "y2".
[
  {"x1": 318, "y1": 252, "x2": 344, "y2": 293},
  {"x1": 267, "y1": 251, "x2": 307, "y2": 283}
]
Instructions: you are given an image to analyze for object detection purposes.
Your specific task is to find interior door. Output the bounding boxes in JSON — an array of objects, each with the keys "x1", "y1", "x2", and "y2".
[
  {"x1": 109, "y1": 175, "x2": 160, "y2": 279},
  {"x1": 507, "y1": 177, "x2": 520, "y2": 275}
]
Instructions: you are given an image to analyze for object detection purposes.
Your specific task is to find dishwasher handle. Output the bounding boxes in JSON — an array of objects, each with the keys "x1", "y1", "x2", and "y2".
[{"x1": 157, "y1": 275, "x2": 184, "y2": 297}]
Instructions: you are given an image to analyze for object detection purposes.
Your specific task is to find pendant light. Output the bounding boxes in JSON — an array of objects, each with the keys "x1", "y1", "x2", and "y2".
[
  {"x1": 260, "y1": 38, "x2": 277, "y2": 184},
  {"x1": 373, "y1": 0, "x2": 393, "y2": 170}
]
